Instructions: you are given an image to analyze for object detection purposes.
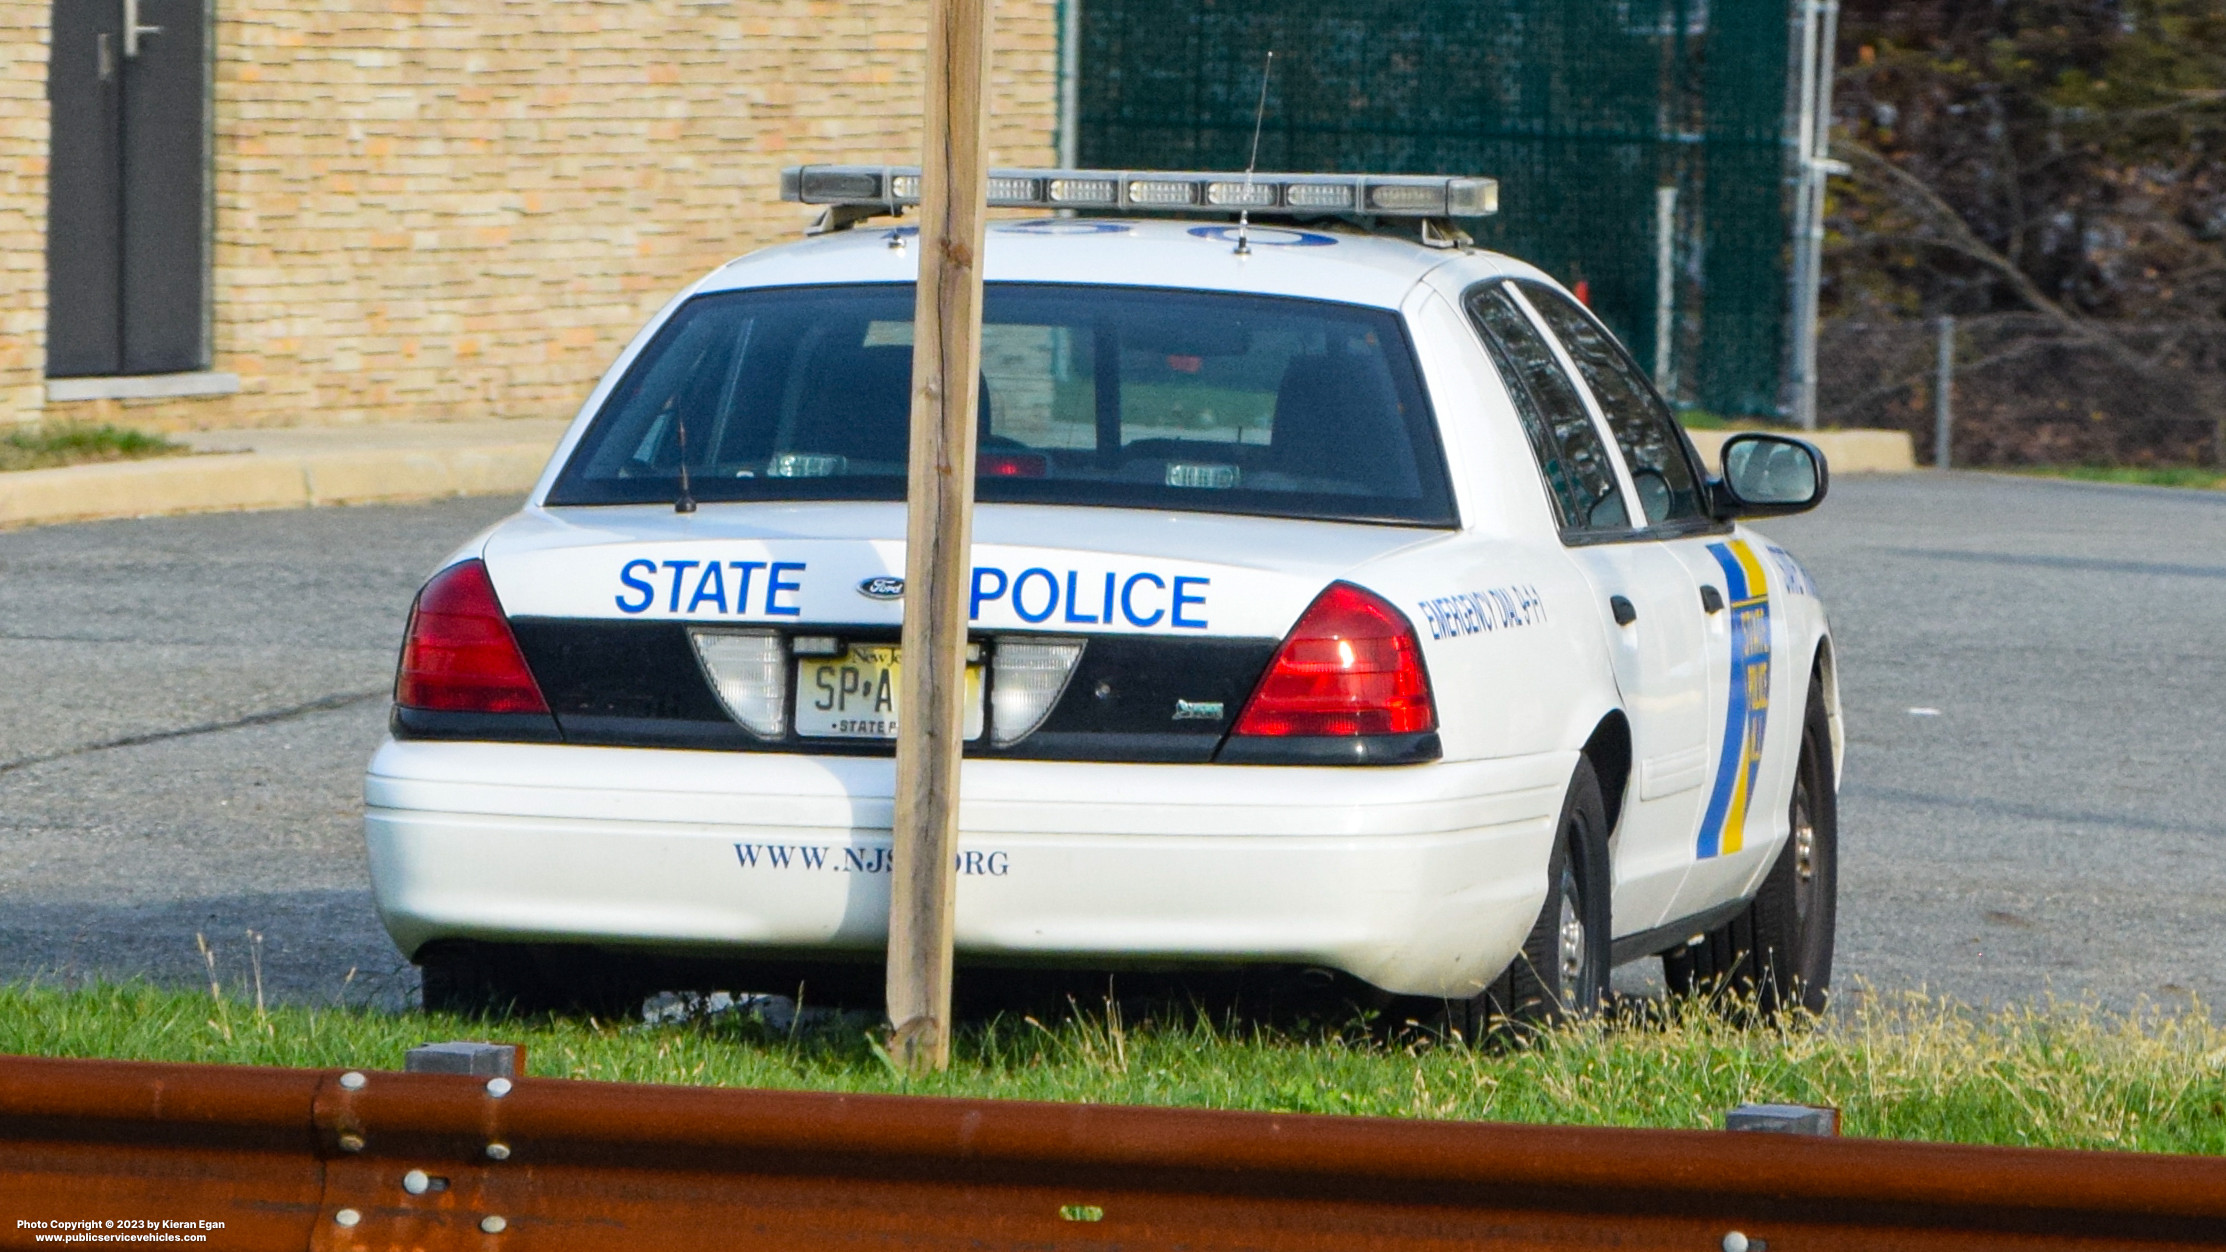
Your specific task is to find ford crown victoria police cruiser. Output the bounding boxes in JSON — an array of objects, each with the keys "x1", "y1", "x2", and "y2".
[{"x1": 367, "y1": 167, "x2": 1840, "y2": 1026}]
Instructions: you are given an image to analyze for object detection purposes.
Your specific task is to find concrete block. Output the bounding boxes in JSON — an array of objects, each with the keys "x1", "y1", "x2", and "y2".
[
  {"x1": 405, "y1": 1041, "x2": 521, "y2": 1077},
  {"x1": 1724, "y1": 1103, "x2": 1840, "y2": 1135}
]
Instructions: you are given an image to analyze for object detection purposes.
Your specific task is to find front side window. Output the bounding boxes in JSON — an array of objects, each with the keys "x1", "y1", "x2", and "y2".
[
  {"x1": 548, "y1": 283, "x2": 1456, "y2": 527},
  {"x1": 1466, "y1": 282, "x2": 1628, "y2": 533},
  {"x1": 1517, "y1": 281, "x2": 1707, "y2": 527}
]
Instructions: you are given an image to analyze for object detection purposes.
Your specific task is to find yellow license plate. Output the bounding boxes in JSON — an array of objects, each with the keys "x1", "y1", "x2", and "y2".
[{"x1": 794, "y1": 645, "x2": 984, "y2": 740}]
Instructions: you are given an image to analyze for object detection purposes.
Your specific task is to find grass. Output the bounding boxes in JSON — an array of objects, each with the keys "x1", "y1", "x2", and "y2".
[
  {"x1": 2004, "y1": 464, "x2": 2226, "y2": 491},
  {"x1": 5, "y1": 981, "x2": 2222, "y2": 1154},
  {"x1": 0, "y1": 422, "x2": 189, "y2": 472}
]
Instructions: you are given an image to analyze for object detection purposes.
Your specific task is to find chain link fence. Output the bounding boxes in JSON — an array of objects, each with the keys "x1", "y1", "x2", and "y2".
[
  {"x1": 1819, "y1": 315, "x2": 2226, "y2": 467},
  {"x1": 1075, "y1": 0, "x2": 1799, "y2": 419}
]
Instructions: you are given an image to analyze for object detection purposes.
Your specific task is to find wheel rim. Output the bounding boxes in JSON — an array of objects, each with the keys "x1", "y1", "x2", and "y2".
[
  {"x1": 1791, "y1": 764, "x2": 1818, "y2": 929},
  {"x1": 1557, "y1": 862, "x2": 1587, "y2": 989}
]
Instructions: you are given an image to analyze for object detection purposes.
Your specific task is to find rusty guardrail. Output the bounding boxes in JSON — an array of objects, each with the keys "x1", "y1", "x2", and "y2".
[{"x1": 3, "y1": 1053, "x2": 2223, "y2": 1250}]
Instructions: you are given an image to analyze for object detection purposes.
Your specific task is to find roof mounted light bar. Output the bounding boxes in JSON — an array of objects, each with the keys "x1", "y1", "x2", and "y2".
[{"x1": 780, "y1": 165, "x2": 1498, "y2": 225}]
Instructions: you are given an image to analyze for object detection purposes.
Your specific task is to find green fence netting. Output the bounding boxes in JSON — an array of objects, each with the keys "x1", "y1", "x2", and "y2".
[{"x1": 1076, "y1": 0, "x2": 1794, "y2": 418}]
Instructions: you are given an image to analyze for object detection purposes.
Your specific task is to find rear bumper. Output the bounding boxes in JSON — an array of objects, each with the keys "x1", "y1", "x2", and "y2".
[{"x1": 364, "y1": 739, "x2": 1572, "y2": 998}]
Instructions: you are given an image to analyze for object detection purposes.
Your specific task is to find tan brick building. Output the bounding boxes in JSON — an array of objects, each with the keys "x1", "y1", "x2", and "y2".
[{"x1": 11, "y1": 0, "x2": 1059, "y2": 432}]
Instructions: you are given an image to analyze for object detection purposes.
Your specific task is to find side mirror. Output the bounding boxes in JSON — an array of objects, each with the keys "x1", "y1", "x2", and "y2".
[{"x1": 1710, "y1": 433, "x2": 1828, "y2": 520}]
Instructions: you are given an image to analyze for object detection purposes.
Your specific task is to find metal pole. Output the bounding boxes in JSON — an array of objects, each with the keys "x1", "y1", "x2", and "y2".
[
  {"x1": 887, "y1": 0, "x2": 992, "y2": 1074},
  {"x1": 1933, "y1": 315, "x2": 1954, "y2": 470},
  {"x1": 1796, "y1": 0, "x2": 1843, "y2": 433},
  {"x1": 1654, "y1": 185, "x2": 1677, "y2": 396},
  {"x1": 1788, "y1": 0, "x2": 1821, "y2": 429},
  {"x1": 1057, "y1": 0, "x2": 1081, "y2": 168}
]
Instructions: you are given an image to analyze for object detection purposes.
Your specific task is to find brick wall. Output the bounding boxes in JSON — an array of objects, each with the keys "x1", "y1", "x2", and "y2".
[
  {"x1": 41, "y1": 0, "x2": 1058, "y2": 431},
  {"x1": 0, "y1": 0, "x2": 47, "y2": 423}
]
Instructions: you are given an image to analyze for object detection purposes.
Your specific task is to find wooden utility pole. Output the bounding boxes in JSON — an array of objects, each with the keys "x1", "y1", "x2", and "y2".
[{"x1": 886, "y1": 0, "x2": 993, "y2": 1073}]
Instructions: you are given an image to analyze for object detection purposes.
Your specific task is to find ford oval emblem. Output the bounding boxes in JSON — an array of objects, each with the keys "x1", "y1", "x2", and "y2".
[{"x1": 857, "y1": 576, "x2": 905, "y2": 601}]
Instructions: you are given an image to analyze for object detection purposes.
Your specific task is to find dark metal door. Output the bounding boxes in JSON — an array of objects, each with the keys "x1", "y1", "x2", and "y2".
[{"x1": 46, "y1": 0, "x2": 209, "y2": 378}]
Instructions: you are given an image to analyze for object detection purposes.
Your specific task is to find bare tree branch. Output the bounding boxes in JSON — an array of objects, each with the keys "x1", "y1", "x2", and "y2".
[{"x1": 1842, "y1": 141, "x2": 2081, "y2": 325}]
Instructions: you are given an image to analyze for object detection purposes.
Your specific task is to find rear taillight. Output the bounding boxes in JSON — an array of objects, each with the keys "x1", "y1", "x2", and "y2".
[
  {"x1": 1231, "y1": 582, "x2": 1435, "y2": 737},
  {"x1": 395, "y1": 559, "x2": 548, "y2": 714}
]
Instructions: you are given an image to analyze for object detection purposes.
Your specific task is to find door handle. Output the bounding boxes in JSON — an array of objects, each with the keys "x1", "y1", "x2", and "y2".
[
  {"x1": 123, "y1": 0, "x2": 162, "y2": 58},
  {"x1": 1700, "y1": 585, "x2": 1725, "y2": 614},
  {"x1": 97, "y1": 31, "x2": 115, "y2": 80},
  {"x1": 1609, "y1": 595, "x2": 1637, "y2": 626}
]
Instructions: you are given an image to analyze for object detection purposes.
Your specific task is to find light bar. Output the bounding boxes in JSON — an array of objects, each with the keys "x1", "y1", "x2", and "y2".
[{"x1": 779, "y1": 166, "x2": 1498, "y2": 219}]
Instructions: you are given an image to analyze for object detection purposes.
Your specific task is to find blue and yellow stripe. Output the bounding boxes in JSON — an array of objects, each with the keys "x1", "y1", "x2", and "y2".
[{"x1": 1696, "y1": 540, "x2": 1771, "y2": 859}]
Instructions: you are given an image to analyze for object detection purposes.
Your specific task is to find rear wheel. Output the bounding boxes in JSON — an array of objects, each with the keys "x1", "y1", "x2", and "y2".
[
  {"x1": 1451, "y1": 757, "x2": 1611, "y2": 1038},
  {"x1": 1663, "y1": 674, "x2": 1837, "y2": 1017}
]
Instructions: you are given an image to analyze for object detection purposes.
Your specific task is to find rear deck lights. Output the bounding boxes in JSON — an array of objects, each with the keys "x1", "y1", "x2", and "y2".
[
  {"x1": 780, "y1": 166, "x2": 1498, "y2": 220},
  {"x1": 1231, "y1": 582, "x2": 1436, "y2": 738},
  {"x1": 396, "y1": 560, "x2": 548, "y2": 715}
]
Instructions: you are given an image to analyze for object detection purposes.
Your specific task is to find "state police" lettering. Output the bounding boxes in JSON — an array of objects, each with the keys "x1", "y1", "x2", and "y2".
[
  {"x1": 969, "y1": 566, "x2": 1208, "y2": 628},
  {"x1": 615, "y1": 558, "x2": 1210, "y2": 629},
  {"x1": 616, "y1": 559, "x2": 806, "y2": 616}
]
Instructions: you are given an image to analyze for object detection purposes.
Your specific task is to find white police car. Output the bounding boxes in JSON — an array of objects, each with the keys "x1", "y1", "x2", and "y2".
[{"x1": 367, "y1": 167, "x2": 1840, "y2": 1025}]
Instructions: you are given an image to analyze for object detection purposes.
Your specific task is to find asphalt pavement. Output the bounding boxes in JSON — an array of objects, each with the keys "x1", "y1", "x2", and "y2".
[{"x1": 1, "y1": 474, "x2": 2220, "y2": 1013}]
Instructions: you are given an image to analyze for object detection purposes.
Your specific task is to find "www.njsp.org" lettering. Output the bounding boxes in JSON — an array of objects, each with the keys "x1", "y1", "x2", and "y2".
[{"x1": 733, "y1": 844, "x2": 1010, "y2": 877}]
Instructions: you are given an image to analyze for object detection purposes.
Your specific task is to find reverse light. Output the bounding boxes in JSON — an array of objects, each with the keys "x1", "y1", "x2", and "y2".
[
  {"x1": 690, "y1": 629, "x2": 789, "y2": 739},
  {"x1": 396, "y1": 560, "x2": 548, "y2": 714},
  {"x1": 1231, "y1": 582, "x2": 1435, "y2": 737},
  {"x1": 991, "y1": 638, "x2": 1084, "y2": 746}
]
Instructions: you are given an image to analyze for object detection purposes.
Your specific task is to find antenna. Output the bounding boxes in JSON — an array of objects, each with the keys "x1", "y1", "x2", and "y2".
[
  {"x1": 1234, "y1": 50, "x2": 1274, "y2": 256},
  {"x1": 671, "y1": 405, "x2": 697, "y2": 514}
]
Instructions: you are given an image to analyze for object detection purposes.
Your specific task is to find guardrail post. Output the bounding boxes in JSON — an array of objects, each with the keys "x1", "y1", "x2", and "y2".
[
  {"x1": 1933, "y1": 314, "x2": 1955, "y2": 470},
  {"x1": 888, "y1": 0, "x2": 992, "y2": 1074}
]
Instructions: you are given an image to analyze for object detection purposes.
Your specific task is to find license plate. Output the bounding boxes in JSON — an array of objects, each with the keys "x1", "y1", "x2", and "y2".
[{"x1": 794, "y1": 645, "x2": 984, "y2": 740}]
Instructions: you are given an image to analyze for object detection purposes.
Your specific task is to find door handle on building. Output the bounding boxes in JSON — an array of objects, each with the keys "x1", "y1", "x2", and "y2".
[
  {"x1": 123, "y1": 0, "x2": 162, "y2": 58},
  {"x1": 96, "y1": 31, "x2": 115, "y2": 80}
]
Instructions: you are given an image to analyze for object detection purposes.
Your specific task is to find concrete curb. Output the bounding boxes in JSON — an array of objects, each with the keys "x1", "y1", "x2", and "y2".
[
  {"x1": 0, "y1": 442, "x2": 553, "y2": 529},
  {"x1": 1685, "y1": 428, "x2": 1917, "y2": 474}
]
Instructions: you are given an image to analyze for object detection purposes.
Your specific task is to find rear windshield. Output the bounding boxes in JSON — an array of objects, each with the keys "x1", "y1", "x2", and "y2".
[{"x1": 546, "y1": 283, "x2": 1455, "y2": 526}]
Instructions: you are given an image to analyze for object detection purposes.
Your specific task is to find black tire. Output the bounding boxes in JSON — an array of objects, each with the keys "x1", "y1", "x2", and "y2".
[
  {"x1": 1663, "y1": 673, "x2": 1838, "y2": 1018},
  {"x1": 419, "y1": 941, "x2": 645, "y2": 1019},
  {"x1": 1451, "y1": 757, "x2": 1611, "y2": 1037}
]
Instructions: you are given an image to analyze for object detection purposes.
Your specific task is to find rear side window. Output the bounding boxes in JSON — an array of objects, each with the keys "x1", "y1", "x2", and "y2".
[
  {"x1": 1465, "y1": 282, "x2": 1628, "y2": 533},
  {"x1": 1517, "y1": 281, "x2": 1706, "y2": 527},
  {"x1": 548, "y1": 283, "x2": 1456, "y2": 527}
]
